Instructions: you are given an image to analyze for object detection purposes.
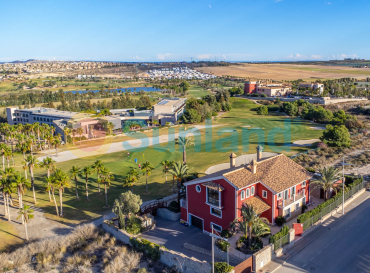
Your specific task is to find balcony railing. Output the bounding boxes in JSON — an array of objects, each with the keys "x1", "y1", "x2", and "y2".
[{"x1": 278, "y1": 191, "x2": 305, "y2": 208}]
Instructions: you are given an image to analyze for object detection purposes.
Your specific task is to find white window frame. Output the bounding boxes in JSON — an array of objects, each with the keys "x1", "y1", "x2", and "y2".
[
  {"x1": 251, "y1": 186, "x2": 255, "y2": 195},
  {"x1": 277, "y1": 192, "x2": 282, "y2": 200},
  {"x1": 210, "y1": 207, "x2": 222, "y2": 218},
  {"x1": 291, "y1": 186, "x2": 296, "y2": 196},
  {"x1": 211, "y1": 222, "x2": 222, "y2": 233},
  {"x1": 246, "y1": 188, "x2": 250, "y2": 197},
  {"x1": 302, "y1": 181, "x2": 306, "y2": 187},
  {"x1": 284, "y1": 189, "x2": 289, "y2": 200},
  {"x1": 206, "y1": 187, "x2": 221, "y2": 208},
  {"x1": 241, "y1": 190, "x2": 245, "y2": 200},
  {"x1": 295, "y1": 203, "x2": 299, "y2": 211},
  {"x1": 196, "y1": 185, "x2": 201, "y2": 193},
  {"x1": 262, "y1": 190, "x2": 267, "y2": 199}
]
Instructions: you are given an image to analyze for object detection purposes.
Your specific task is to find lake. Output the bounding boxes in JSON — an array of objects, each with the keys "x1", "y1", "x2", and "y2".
[{"x1": 67, "y1": 87, "x2": 161, "y2": 94}]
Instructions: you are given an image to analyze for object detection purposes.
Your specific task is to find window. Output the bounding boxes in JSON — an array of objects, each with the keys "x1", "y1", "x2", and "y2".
[
  {"x1": 211, "y1": 223, "x2": 222, "y2": 232},
  {"x1": 262, "y1": 190, "x2": 267, "y2": 199},
  {"x1": 207, "y1": 188, "x2": 220, "y2": 207},
  {"x1": 241, "y1": 190, "x2": 245, "y2": 200},
  {"x1": 302, "y1": 181, "x2": 306, "y2": 187},
  {"x1": 284, "y1": 208, "x2": 291, "y2": 219},
  {"x1": 196, "y1": 185, "x2": 201, "y2": 193},
  {"x1": 211, "y1": 207, "x2": 222, "y2": 218},
  {"x1": 295, "y1": 203, "x2": 299, "y2": 211},
  {"x1": 251, "y1": 186, "x2": 255, "y2": 195},
  {"x1": 284, "y1": 190, "x2": 288, "y2": 200},
  {"x1": 246, "y1": 188, "x2": 250, "y2": 197},
  {"x1": 33, "y1": 117, "x2": 35, "y2": 120},
  {"x1": 277, "y1": 193, "x2": 282, "y2": 200},
  {"x1": 291, "y1": 186, "x2": 296, "y2": 196}
]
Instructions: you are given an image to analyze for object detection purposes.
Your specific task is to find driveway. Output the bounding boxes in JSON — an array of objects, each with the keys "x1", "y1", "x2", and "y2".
[{"x1": 140, "y1": 217, "x2": 214, "y2": 262}]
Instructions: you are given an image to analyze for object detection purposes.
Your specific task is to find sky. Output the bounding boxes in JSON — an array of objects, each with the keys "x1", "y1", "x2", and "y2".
[{"x1": 0, "y1": 0, "x2": 369, "y2": 62}]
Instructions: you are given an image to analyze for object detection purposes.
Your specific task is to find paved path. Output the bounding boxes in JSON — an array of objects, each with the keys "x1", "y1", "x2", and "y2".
[
  {"x1": 39, "y1": 124, "x2": 223, "y2": 163},
  {"x1": 264, "y1": 190, "x2": 370, "y2": 273}
]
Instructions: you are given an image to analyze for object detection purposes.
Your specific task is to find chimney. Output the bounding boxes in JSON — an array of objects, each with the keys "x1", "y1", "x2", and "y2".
[
  {"x1": 229, "y1": 153, "x2": 236, "y2": 168},
  {"x1": 256, "y1": 145, "x2": 264, "y2": 162},
  {"x1": 251, "y1": 159, "x2": 257, "y2": 174}
]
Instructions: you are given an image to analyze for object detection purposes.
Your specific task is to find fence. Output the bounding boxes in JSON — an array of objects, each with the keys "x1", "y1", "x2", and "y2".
[
  {"x1": 302, "y1": 182, "x2": 364, "y2": 231},
  {"x1": 273, "y1": 234, "x2": 289, "y2": 251}
]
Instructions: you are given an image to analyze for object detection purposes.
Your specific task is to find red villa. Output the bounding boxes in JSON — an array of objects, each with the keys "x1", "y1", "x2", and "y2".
[{"x1": 180, "y1": 149, "x2": 313, "y2": 234}]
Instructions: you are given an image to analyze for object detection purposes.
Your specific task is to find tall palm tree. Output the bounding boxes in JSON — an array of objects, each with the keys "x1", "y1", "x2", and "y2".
[
  {"x1": 312, "y1": 166, "x2": 341, "y2": 201},
  {"x1": 72, "y1": 129, "x2": 77, "y2": 145},
  {"x1": 4, "y1": 146, "x2": 12, "y2": 168},
  {"x1": 63, "y1": 127, "x2": 71, "y2": 144},
  {"x1": 79, "y1": 166, "x2": 93, "y2": 201},
  {"x1": 161, "y1": 160, "x2": 173, "y2": 188},
  {"x1": 107, "y1": 122, "x2": 114, "y2": 142},
  {"x1": 52, "y1": 137, "x2": 61, "y2": 157},
  {"x1": 0, "y1": 143, "x2": 7, "y2": 171},
  {"x1": 41, "y1": 157, "x2": 56, "y2": 202},
  {"x1": 44, "y1": 176, "x2": 59, "y2": 217},
  {"x1": 52, "y1": 168, "x2": 70, "y2": 217},
  {"x1": 175, "y1": 137, "x2": 194, "y2": 164},
  {"x1": 26, "y1": 155, "x2": 40, "y2": 204},
  {"x1": 92, "y1": 160, "x2": 104, "y2": 194},
  {"x1": 76, "y1": 127, "x2": 83, "y2": 144},
  {"x1": 99, "y1": 166, "x2": 114, "y2": 208},
  {"x1": 16, "y1": 142, "x2": 29, "y2": 160},
  {"x1": 168, "y1": 161, "x2": 190, "y2": 202},
  {"x1": 13, "y1": 172, "x2": 30, "y2": 211},
  {"x1": 21, "y1": 160, "x2": 28, "y2": 179},
  {"x1": 1, "y1": 176, "x2": 16, "y2": 221},
  {"x1": 231, "y1": 204, "x2": 268, "y2": 246},
  {"x1": 124, "y1": 168, "x2": 139, "y2": 193},
  {"x1": 141, "y1": 161, "x2": 154, "y2": 194},
  {"x1": 69, "y1": 166, "x2": 80, "y2": 200},
  {"x1": 17, "y1": 204, "x2": 34, "y2": 240},
  {"x1": 45, "y1": 133, "x2": 54, "y2": 156}
]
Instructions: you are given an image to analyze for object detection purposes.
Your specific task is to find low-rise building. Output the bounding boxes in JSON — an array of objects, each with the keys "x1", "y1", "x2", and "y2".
[
  {"x1": 299, "y1": 83, "x2": 324, "y2": 94},
  {"x1": 244, "y1": 81, "x2": 291, "y2": 96}
]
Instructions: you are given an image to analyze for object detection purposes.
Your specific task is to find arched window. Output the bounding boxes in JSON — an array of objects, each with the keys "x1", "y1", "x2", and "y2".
[
  {"x1": 196, "y1": 185, "x2": 201, "y2": 193},
  {"x1": 246, "y1": 188, "x2": 250, "y2": 197},
  {"x1": 241, "y1": 190, "x2": 245, "y2": 200},
  {"x1": 251, "y1": 186, "x2": 255, "y2": 195}
]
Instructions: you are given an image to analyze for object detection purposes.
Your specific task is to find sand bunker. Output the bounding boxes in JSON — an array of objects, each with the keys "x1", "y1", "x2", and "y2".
[
  {"x1": 293, "y1": 139, "x2": 321, "y2": 146},
  {"x1": 310, "y1": 127, "x2": 326, "y2": 130}
]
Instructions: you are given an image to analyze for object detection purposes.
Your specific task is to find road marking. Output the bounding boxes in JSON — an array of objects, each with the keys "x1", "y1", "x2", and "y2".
[
  {"x1": 302, "y1": 264, "x2": 307, "y2": 268},
  {"x1": 332, "y1": 239, "x2": 336, "y2": 243},
  {"x1": 318, "y1": 251, "x2": 322, "y2": 255}
]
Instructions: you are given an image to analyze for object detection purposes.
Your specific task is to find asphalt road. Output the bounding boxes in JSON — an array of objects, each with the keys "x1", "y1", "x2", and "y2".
[{"x1": 275, "y1": 194, "x2": 370, "y2": 273}]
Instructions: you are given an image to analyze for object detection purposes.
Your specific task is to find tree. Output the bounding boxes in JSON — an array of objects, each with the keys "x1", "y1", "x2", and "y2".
[
  {"x1": 168, "y1": 162, "x2": 190, "y2": 203},
  {"x1": 0, "y1": 176, "x2": 16, "y2": 221},
  {"x1": 182, "y1": 109, "x2": 201, "y2": 124},
  {"x1": 26, "y1": 155, "x2": 40, "y2": 204},
  {"x1": 320, "y1": 124, "x2": 351, "y2": 148},
  {"x1": 44, "y1": 176, "x2": 59, "y2": 216},
  {"x1": 312, "y1": 166, "x2": 340, "y2": 201},
  {"x1": 230, "y1": 204, "x2": 268, "y2": 246},
  {"x1": 45, "y1": 133, "x2": 54, "y2": 156},
  {"x1": 175, "y1": 137, "x2": 194, "y2": 164},
  {"x1": 17, "y1": 204, "x2": 34, "y2": 240},
  {"x1": 40, "y1": 157, "x2": 56, "y2": 202},
  {"x1": 79, "y1": 166, "x2": 93, "y2": 201},
  {"x1": 52, "y1": 137, "x2": 61, "y2": 156},
  {"x1": 13, "y1": 172, "x2": 30, "y2": 212},
  {"x1": 124, "y1": 168, "x2": 140, "y2": 193},
  {"x1": 76, "y1": 127, "x2": 83, "y2": 144},
  {"x1": 282, "y1": 102, "x2": 298, "y2": 116},
  {"x1": 69, "y1": 166, "x2": 81, "y2": 200},
  {"x1": 256, "y1": 105, "x2": 268, "y2": 116},
  {"x1": 4, "y1": 146, "x2": 12, "y2": 168},
  {"x1": 107, "y1": 122, "x2": 114, "y2": 142},
  {"x1": 112, "y1": 191, "x2": 142, "y2": 216},
  {"x1": 99, "y1": 166, "x2": 114, "y2": 207},
  {"x1": 52, "y1": 168, "x2": 70, "y2": 217},
  {"x1": 141, "y1": 161, "x2": 154, "y2": 194},
  {"x1": 161, "y1": 160, "x2": 174, "y2": 188},
  {"x1": 16, "y1": 142, "x2": 29, "y2": 160},
  {"x1": 0, "y1": 143, "x2": 7, "y2": 171},
  {"x1": 92, "y1": 160, "x2": 104, "y2": 194},
  {"x1": 179, "y1": 81, "x2": 190, "y2": 92}
]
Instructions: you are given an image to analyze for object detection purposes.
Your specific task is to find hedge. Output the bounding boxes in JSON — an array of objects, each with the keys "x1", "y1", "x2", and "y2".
[
  {"x1": 130, "y1": 237, "x2": 163, "y2": 261},
  {"x1": 297, "y1": 177, "x2": 363, "y2": 223},
  {"x1": 269, "y1": 225, "x2": 289, "y2": 244},
  {"x1": 212, "y1": 262, "x2": 234, "y2": 273}
]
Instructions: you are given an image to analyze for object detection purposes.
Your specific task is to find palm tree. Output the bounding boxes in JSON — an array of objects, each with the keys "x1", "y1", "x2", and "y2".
[
  {"x1": 21, "y1": 160, "x2": 28, "y2": 179},
  {"x1": 26, "y1": 155, "x2": 40, "y2": 204},
  {"x1": 72, "y1": 129, "x2": 77, "y2": 145},
  {"x1": 13, "y1": 173, "x2": 30, "y2": 211},
  {"x1": 17, "y1": 204, "x2": 34, "y2": 240},
  {"x1": 1, "y1": 176, "x2": 16, "y2": 221},
  {"x1": 99, "y1": 166, "x2": 114, "y2": 208},
  {"x1": 124, "y1": 168, "x2": 140, "y2": 193},
  {"x1": 52, "y1": 168, "x2": 70, "y2": 217},
  {"x1": 161, "y1": 160, "x2": 173, "y2": 188},
  {"x1": 175, "y1": 137, "x2": 194, "y2": 164},
  {"x1": 168, "y1": 161, "x2": 190, "y2": 202},
  {"x1": 44, "y1": 176, "x2": 59, "y2": 217},
  {"x1": 79, "y1": 166, "x2": 93, "y2": 201},
  {"x1": 45, "y1": 133, "x2": 54, "y2": 156},
  {"x1": 76, "y1": 127, "x2": 83, "y2": 144},
  {"x1": 63, "y1": 127, "x2": 71, "y2": 143},
  {"x1": 0, "y1": 143, "x2": 7, "y2": 171},
  {"x1": 52, "y1": 137, "x2": 61, "y2": 157},
  {"x1": 231, "y1": 204, "x2": 268, "y2": 246},
  {"x1": 69, "y1": 166, "x2": 81, "y2": 200},
  {"x1": 312, "y1": 166, "x2": 341, "y2": 201},
  {"x1": 141, "y1": 161, "x2": 154, "y2": 194},
  {"x1": 40, "y1": 157, "x2": 56, "y2": 202},
  {"x1": 92, "y1": 160, "x2": 104, "y2": 194},
  {"x1": 16, "y1": 142, "x2": 29, "y2": 160},
  {"x1": 107, "y1": 122, "x2": 114, "y2": 142},
  {"x1": 4, "y1": 146, "x2": 12, "y2": 168}
]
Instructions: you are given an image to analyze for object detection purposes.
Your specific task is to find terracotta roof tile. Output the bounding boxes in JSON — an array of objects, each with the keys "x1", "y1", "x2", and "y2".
[
  {"x1": 244, "y1": 196, "x2": 271, "y2": 214},
  {"x1": 202, "y1": 182, "x2": 225, "y2": 191}
]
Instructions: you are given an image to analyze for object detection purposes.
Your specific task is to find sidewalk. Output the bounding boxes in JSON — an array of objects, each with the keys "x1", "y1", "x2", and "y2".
[{"x1": 258, "y1": 190, "x2": 370, "y2": 273}]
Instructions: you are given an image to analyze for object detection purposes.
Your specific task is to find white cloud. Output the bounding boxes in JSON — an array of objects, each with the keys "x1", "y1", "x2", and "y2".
[
  {"x1": 286, "y1": 53, "x2": 324, "y2": 60},
  {"x1": 156, "y1": 53, "x2": 173, "y2": 60},
  {"x1": 325, "y1": 1, "x2": 332, "y2": 4},
  {"x1": 209, "y1": 4, "x2": 212, "y2": 8},
  {"x1": 331, "y1": 53, "x2": 358, "y2": 60},
  {"x1": 275, "y1": 0, "x2": 283, "y2": 2},
  {"x1": 197, "y1": 54, "x2": 212, "y2": 60},
  {"x1": 222, "y1": 54, "x2": 226, "y2": 60},
  {"x1": 129, "y1": 55, "x2": 145, "y2": 60}
]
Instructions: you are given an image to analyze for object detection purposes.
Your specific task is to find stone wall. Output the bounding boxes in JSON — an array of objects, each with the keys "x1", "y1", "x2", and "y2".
[
  {"x1": 102, "y1": 221, "x2": 211, "y2": 273},
  {"x1": 252, "y1": 244, "x2": 273, "y2": 272},
  {"x1": 157, "y1": 208, "x2": 181, "y2": 221}
]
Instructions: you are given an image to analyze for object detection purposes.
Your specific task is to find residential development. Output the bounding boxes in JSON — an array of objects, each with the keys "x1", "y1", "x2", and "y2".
[{"x1": 146, "y1": 67, "x2": 217, "y2": 80}]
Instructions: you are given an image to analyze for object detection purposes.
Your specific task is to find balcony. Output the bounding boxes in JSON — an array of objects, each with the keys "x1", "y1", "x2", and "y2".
[{"x1": 277, "y1": 191, "x2": 305, "y2": 209}]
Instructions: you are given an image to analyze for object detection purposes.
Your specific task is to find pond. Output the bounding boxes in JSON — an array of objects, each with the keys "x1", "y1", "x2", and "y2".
[{"x1": 66, "y1": 86, "x2": 162, "y2": 94}]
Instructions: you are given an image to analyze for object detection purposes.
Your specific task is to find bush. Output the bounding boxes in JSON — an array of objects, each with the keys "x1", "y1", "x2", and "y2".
[
  {"x1": 302, "y1": 204, "x2": 308, "y2": 213},
  {"x1": 260, "y1": 93, "x2": 267, "y2": 97},
  {"x1": 251, "y1": 93, "x2": 259, "y2": 97},
  {"x1": 216, "y1": 240, "x2": 230, "y2": 252},
  {"x1": 125, "y1": 215, "x2": 142, "y2": 235},
  {"x1": 167, "y1": 201, "x2": 180, "y2": 213},
  {"x1": 212, "y1": 262, "x2": 234, "y2": 273},
  {"x1": 305, "y1": 167, "x2": 316, "y2": 173},
  {"x1": 138, "y1": 268, "x2": 147, "y2": 273},
  {"x1": 130, "y1": 237, "x2": 162, "y2": 261},
  {"x1": 256, "y1": 105, "x2": 268, "y2": 115},
  {"x1": 275, "y1": 216, "x2": 287, "y2": 227},
  {"x1": 269, "y1": 225, "x2": 289, "y2": 244},
  {"x1": 221, "y1": 229, "x2": 231, "y2": 238}
]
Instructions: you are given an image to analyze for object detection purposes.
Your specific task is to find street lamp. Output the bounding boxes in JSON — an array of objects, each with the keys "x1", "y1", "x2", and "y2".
[
  {"x1": 210, "y1": 226, "x2": 229, "y2": 273},
  {"x1": 341, "y1": 156, "x2": 356, "y2": 215}
]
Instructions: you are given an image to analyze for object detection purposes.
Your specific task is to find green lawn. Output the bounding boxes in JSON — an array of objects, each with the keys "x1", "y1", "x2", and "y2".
[
  {"x1": 14, "y1": 98, "x2": 322, "y2": 225},
  {"x1": 0, "y1": 220, "x2": 24, "y2": 252},
  {"x1": 187, "y1": 85, "x2": 212, "y2": 98}
]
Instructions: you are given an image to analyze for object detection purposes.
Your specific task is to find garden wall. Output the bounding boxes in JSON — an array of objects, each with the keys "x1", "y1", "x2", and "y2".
[
  {"x1": 252, "y1": 244, "x2": 274, "y2": 272},
  {"x1": 102, "y1": 221, "x2": 211, "y2": 273},
  {"x1": 157, "y1": 208, "x2": 181, "y2": 221},
  {"x1": 234, "y1": 256, "x2": 253, "y2": 273}
]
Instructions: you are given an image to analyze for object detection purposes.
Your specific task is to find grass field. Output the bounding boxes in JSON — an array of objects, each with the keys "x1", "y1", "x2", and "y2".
[
  {"x1": 8, "y1": 97, "x2": 323, "y2": 226},
  {"x1": 0, "y1": 220, "x2": 23, "y2": 252},
  {"x1": 187, "y1": 85, "x2": 211, "y2": 98}
]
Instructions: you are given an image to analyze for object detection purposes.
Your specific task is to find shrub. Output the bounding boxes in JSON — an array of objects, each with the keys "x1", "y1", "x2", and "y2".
[
  {"x1": 216, "y1": 240, "x2": 230, "y2": 252},
  {"x1": 256, "y1": 105, "x2": 268, "y2": 115},
  {"x1": 305, "y1": 167, "x2": 316, "y2": 173},
  {"x1": 212, "y1": 262, "x2": 234, "y2": 273},
  {"x1": 130, "y1": 237, "x2": 162, "y2": 261},
  {"x1": 125, "y1": 215, "x2": 142, "y2": 235},
  {"x1": 260, "y1": 93, "x2": 267, "y2": 97},
  {"x1": 251, "y1": 93, "x2": 259, "y2": 97},
  {"x1": 269, "y1": 225, "x2": 289, "y2": 244},
  {"x1": 138, "y1": 269, "x2": 147, "y2": 273},
  {"x1": 275, "y1": 216, "x2": 287, "y2": 227},
  {"x1": 167, "y1": 201, "x2": 180, "y2": 213},
  {"x1": 221, "y1": 229, "x2": 231, "y2": 238},
  {"x1": 302, "y1": 204, "x2": 308, "y2": 213}
]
